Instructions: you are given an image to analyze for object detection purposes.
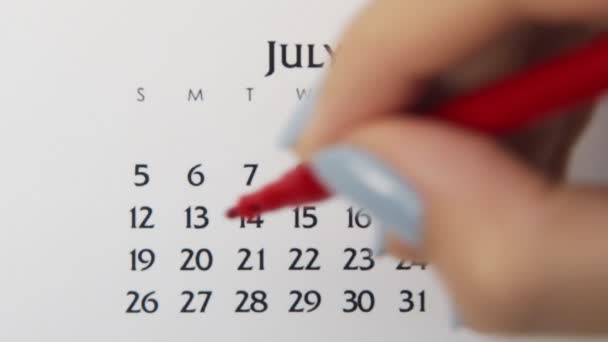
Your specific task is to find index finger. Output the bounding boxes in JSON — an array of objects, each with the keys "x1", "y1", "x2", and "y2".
[{"x1": 292, "y1": 0, "x2": 608, "y2": 158}]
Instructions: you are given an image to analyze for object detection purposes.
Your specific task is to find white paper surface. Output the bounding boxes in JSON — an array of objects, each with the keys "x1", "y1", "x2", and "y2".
[{"x1": 0, "y1": 1, "x2": 605, "y2": 341}]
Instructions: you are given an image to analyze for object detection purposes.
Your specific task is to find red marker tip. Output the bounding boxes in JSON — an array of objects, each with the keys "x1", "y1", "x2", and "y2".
[
  {"x1": 225, "y1": 204, "x2": 262, "y2": 219},
  {"x1": 226, "y1": 164, "x2": 331, "y2": 219},
  {"x1": 225, "y1": 207, "x2": 239, "y2": 218}
]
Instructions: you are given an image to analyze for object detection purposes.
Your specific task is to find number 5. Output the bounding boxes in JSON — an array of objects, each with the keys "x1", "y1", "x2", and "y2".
[{"x1": 134, "y1": 164, "x2": 149, "y2": 187}]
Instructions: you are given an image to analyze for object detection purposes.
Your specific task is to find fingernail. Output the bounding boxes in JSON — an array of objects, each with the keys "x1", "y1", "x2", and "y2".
[
  {"x1": 372, "y1": 228, "x2": 386, "y2": 256},
  {"x1": 278, "y1": 81, "x2": 322, "y2": 148},
  {"x1": 310, "y1": 145, "x2": 424, "y2": 246}
]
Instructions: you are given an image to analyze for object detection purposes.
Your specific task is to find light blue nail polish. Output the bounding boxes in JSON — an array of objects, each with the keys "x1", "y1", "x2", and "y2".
[
  {"x1": 311, "y1": 145, "x2": 424, "y2": 246},
  {"x1": 278, "y1": 81, "x2": 322, "y2": 147},
  {"x1": 372, "y1": 229, "x2": 386, "y2": 256}
]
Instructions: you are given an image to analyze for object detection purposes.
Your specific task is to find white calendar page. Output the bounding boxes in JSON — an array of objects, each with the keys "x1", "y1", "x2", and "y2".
[{"x1": 1, "y1": 1, "x2": 606, "y2": 341}]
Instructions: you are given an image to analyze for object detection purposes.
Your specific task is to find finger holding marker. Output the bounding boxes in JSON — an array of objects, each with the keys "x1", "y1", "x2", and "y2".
[
  {"x1": 278, "y1": 0, "x2": 608, "y2": 255},
  {"x1": 280, "y1": 0, "x2": 514, "y2": 152},
  {"x1": 277, "y1": 0, "x2": 608, "y2": 269},
  {"x1": 309, "y1": 116, "x2": 554, "y2": 331},
  {"x1": 307, "y1": 114, "x2": 553, "y2": 248},
  {"x1": 275, "y1": 0, "x2": 608, "y2": 334},
  {"x1": 280, "y1": 0, "x2": 608, "y2": 157}
]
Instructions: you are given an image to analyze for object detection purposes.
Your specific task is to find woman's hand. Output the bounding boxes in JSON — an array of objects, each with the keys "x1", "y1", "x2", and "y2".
[{"x1": 280, "y1": 0, "x2": 608, "y2": 334}]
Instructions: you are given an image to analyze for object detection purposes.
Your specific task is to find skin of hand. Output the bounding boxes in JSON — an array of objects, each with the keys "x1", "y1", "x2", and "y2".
[{"x1": 291, "y1": 0, "x2": 608, "y2": 335}]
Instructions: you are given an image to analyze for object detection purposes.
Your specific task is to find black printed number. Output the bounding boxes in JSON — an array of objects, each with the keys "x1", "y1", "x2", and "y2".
[
  {"x1": 343, "y1": 290, "x2": 375, "y2": 313},
  {"x1": 181, "y1": 291, "x2": 212, "y2": 313},
  {"x1": 187, "y1": 164, "x2": 205, "y2": 186},
  {"x1": 235, "y1": 291, "x2": 268, "y2": 313},
  {"x1": 396, "y1": 260, "x2": 428, "y2": 270},
  {"x1": 240, "y1": 215, "x2": 264, "y2": 228},
  {"x1": 237, "y1": 248, "x2": 265, "y2": 271},
  {"x1": 289, "y1": 248, "x2": 320, "y2": 271},
  {"x1": 399, "y1": 290, "x2": 426, "y2": 313},
  {"x1": 130, "y1": 206, "x2": 154, "y2": 229},
  {"x1": 134, "y1": 164, "x2": 149, "y2": 187},
  {"x1": 293, "y1": 206, "x2": 317, "y2": 228},
  {"x1": 185, "y1": 206, "x2": 209, "y2": 229},
  {"x1": 289, "y1": 290, "x2": 321, "y2": 313},
  {"x1": 180, "y1": 248, "x2": 213, "y2": 271},
  {"x1": 129, "y1": 249, "x2": 155, "y2": 271},
  {"x1": 243, "y1": 164, "x2": 258, "y2": 186},
  {"x1": 347, "y1": 207, "x2": 372, "y2": 228},
  {"x1": 126, "y1": 291, "x2": 158, "y2": 314},
  {"x1": 343, "y1": 248, "x2": 375, "y2": 271}
]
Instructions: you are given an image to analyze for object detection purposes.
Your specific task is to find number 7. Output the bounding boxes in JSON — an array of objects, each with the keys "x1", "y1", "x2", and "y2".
[{"x1": 243, "y1": 164, "x2": 258, "y2": 186}]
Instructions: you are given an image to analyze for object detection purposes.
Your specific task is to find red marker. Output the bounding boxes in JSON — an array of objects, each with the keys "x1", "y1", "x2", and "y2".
[{"x1": 227, "y1": 35, "x2": 608, "y2": 219}]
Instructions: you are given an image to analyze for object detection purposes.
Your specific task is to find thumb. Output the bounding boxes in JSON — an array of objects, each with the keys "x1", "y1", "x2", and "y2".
[
  {"x1": 309, "y1": 116, "x2": 551, "y2": 250},
  {"x1": 307, "y1": 116, "x2": 554, "y2": 331}
]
